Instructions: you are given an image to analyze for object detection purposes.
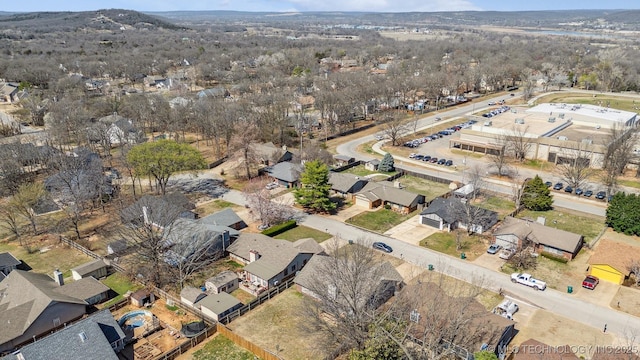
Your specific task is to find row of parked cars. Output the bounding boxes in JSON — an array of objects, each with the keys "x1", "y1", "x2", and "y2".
[
  {"x1": 402, "y1": 120, "x2": 477, "y2": 148},
  {"x1": 409, "y1": 153, "x2": 454, "y2": 166},
  {"x1": 549, "y1": 182, "x2": 608, "y2": 200},
  {"x1": 482, "y1": 104, "x2": 510, "y2": 118}
]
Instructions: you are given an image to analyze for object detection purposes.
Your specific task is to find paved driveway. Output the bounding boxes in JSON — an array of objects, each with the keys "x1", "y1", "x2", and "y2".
[
  {"x1": 383, "y1": 215, "x2": 438, "y2": 245},
  {"x1": 473, "y1": 252, "x2": 507, "y2": 272}
]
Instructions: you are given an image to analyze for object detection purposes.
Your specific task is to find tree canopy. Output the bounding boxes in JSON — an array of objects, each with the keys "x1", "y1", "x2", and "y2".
[
  {"x1": 293, "y1": 160, "x2": 336, "y2": 213},
  {"x1": 379, "y1": 153, "x2": 395, "y2": 172},
  {"x1": 606, "y1": 192, "x2": 640, "y2": 235},
  {"x1": 521, "y1": 175, "x2": 553, "y2": 211},
  {"x1": 127, "y1": 139, "x2": 207, "y2": 195}
]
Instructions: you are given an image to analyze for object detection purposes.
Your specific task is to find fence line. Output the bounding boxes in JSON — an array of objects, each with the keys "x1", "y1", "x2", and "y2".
[
  {"x1": 331, "y1": 160, "x2": 363, "y2": 173},
  {"x1": 152, "y1": 326, "x2": 217, "y2": 360},
  {"x1": 218, "y1": 278, "x2": 295, "y2": 325},
  {"x1": 216, "y1": 323, "x2": 281, "y2": 360}
]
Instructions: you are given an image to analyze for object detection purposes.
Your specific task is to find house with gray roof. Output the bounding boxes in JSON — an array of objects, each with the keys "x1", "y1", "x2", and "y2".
[
  {"x1": 197, "y1": 292, "x2": 243, "y2": 322},
  {"x1": 253, "y1": 142, "x2": 294, "y2": 166},
  {"x1": 205, "y1": 270, "x2": 239, "y2": 294},
  {"x1": 354, "y1": 182, "x2": 424, "y2": 214},
  {"x1": 197, "y1": 87, "x2": 229, "y2": 98},
  {"x1": 0, "y1": 252, "x2": 20, "y2": 277},
  {"x1": 0, "y1": 270, "x2": 110, "y2": 353},
  {"x1": 329, "y1": 172, "x2": 369, "y2": 199},
  {"x1": 71, "y1": 259, "x2": 109, "y2": 281},
  {"x1": 364, "y1": 159, "x2": 381, "y2": 171},
  {"x1": 266, "y1": 162, "x2": 304, "y2": 188},
  {"x1": 163, "y1": 219, "x2": 233, "y2": 267},
  {"x1": 493, "y1": 216, "x2": 583, "y2": 260},
  {"x1": 199, "y1": 208, "x2": 247, "y2": 231},
  {"x1": 180, "y1": 286, "x2": 207, "y2": 307},
  {"x1": 420, "y1": 197, "x2": 498, "y2": 234},
  {"x1": 332, "y1": 154, "x2": 355, "y2": 166},
  {"x1": 227, "y1": 233, "x2": 324, "y2": 295},
  {"x1": 294, "y1": 255, "x2": 404, "y2": 310},
  {"x1": 2, "y1": 309, "x2": 125, "y2": 360}
]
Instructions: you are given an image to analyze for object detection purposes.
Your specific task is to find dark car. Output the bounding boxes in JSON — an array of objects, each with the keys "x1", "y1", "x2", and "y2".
[
  {"x1": 373, "y1": 242, "x2": 393, "y2": 253},
  {"x1": 595, "y1": 191, "x2": 606, "y2": 200},
  {"x1": 584, "y1": 190, "x2": 593, "y2": 197},
  {"x1": 429, "y1": 157, "x2": 438, "y2": 163},
  {"x1": 487, "y1": 244, "x2": 502, "y2": 254},
  {"x1": 445, "y1": 160, "x2": 454, "y2": 166},
  {"x1": 422, "y1": 155, "x2": 432, "y2": 162},
  {"x1": 575, "y1": 188, "x2": 583, "y2": 196},
  {"x1": 582, "y1": 275, "x2": 599, "y2": 290},
  {"x1": 437, "y1": 158, "x2": 447, "y2": 165},
  {"x1": 553, "y1": 183, "x2": 563, "y2": 190},
  {"x1": 414, "y1": 155, "x2": 424, "y2": 160},
  {"x1": 564, "y1": 186, "x2": 573, "y2": 193},
  {"x1": 544, "y1": 181, "x2": 553, "y2": 187}
]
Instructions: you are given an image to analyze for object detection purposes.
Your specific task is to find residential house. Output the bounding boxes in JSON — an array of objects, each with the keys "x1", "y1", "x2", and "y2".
[
  {"x1": 105, "y1": 118, "x2": 144, "y2": 146},
  {"x1": 106, "y1": 240, "x2": 127, "y2": 255},
  {"x1": 512, "y1": 338, "x2": 579, "y2": 360},
  {"x1": 197, "y1": 87, "x2": 229, "y2": 99},
  {"x1": 354, "y1": 182, "x2": 424, "y2": 214},
  {"x1": 205, "y1": 270, "x2": 239, "y2": 294},
  {"x1": 2, "y1": 310, "x2": 126, "y2": 360},
  {"x1": 332, "y1": 154, "x2": 355, "y2": 167},
  {"x1": 0, "y1": 252, "x2": 20, "y2": 277},
  {"x1": 197, "y1": 292, "x2": 243, "y2": 322},
  {"x1": 0, "y1": 270, "x2": 110, "y2": 353},
  {"x1": 0, "y1": 82, "x2": 19, "y2": 103},
  {"x1": 400, "y1": 282, "x2": 516, "y2": 360},
  {"x1": 453, "y1": 184, "x2": 477, "y2": 200},
  {"x1": 328, "y1": 172, "x2": 369, "y2": 200},
  {"x1": 180, "y1": 286, "x2": 207, "y2": 307},
  {"x1": 169, "y1": 96, "x2": 190, "y2": 109},
  {"x1": 419, "y1": 197, "x2": 498, "y2": 234},
  {"x1": 588, "y1": 239, "x2": 640, "y2": 285},
  {"x1": 227, "y1": 234, "x2": 324, "y2": 295},
  {"x1": 294, "y1": 254, "x2": 404, "y2": 309},
  {"x1": 199, "y1": 208, "x2": 247, "y2": 231},
  {"x1": 364, "y1": 159, "x2": 381, "y2": 171},
  {"x1": 266, "y1": 162, "x2": 304, "y2": 188},
  {"x1": 120, "y1": 192, "x2": 197, "y2": 226},
  {"x1": 253, "y1": 142, "x2": 293, "y2": 166},
  {"x1": 163, "y1": 218, "x2": 233, "y2": 267},
  {"x1": 71, "y1": 259, "x2": 109, "y2": 281},
  {"x1": 493, "y1": 217, "x2": 583, "y2": 260}
]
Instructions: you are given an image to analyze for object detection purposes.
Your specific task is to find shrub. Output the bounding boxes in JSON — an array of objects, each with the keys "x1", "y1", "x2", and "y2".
[
  {"x1": 261, "y1": 220, "x2": 297, "y2": 237},
  {"x1": 540, "y1": 252, "x2": 568, "y2": 264}
]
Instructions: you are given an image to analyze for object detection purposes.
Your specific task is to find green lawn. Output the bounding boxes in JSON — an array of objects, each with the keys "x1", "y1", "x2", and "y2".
[
  {"x1": 196, "y1": 199, "x2": 241, "y2": 217},
  {"x1": 100, "y1": 273, "x2": 143, "y2": 307},
  {"x1": 342, "y1": 164, "x2": 397, "y2": 178},
  {"x1": 275, "y1": 225, "x2": 332, "y2": 243},
  {"x1": 193, "y1": 334, "x2": 257, "y2": 360},
  {"x1": 346, "y1": 209, "x2": 417, "y2": 233},
  {"x1": 0, "y1": 238, "x2": 93, "y2": 277},
  {"x1": 475, "y1": 196, "x2": 516, "y2": 219},
  {"x1": 517, "y1": 209, "x2": 605, "y2": 243},
  {"x1": 419, "y1": 232, "x2": 486, "y2": 260},
  {"x1": 394, "y1": 175, "x2": 452, "y2": 201},
  {"x1": 618, "y1": 179, "x2": 640, "y2": 189}
]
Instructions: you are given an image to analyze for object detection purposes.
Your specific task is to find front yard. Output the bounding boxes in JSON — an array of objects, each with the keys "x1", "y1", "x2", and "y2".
[
  {"x1": 516, "y1": 208, "x2": 605, "y2": 243},
  {"x1": 275, "y1": 225, "x2": 332, "y2": 243},
  {"x1": 346, "y1": 209, "x2": 418, "y2": 233},
  {"x1": 418, "y1": 231, "x2": 487, "y2": 261}
]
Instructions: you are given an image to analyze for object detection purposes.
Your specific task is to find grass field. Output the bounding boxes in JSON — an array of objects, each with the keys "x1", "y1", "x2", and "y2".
[
  {"x1": 474, "y1": 196, "x2": 516, "y2": 219},
  {"x1": 342, "y1": 164, "x2": 397, "y2": 178},
  {"x1": 517, "y1": 208, "x2": 605, "y2": 243},
  {"x1": 346, "y1": 209, "x2": 418, "y2": 233},
  {"x1": 100, "y1": 272, "x2": 143, "y2": 307},
  {"x1": 275, "y1": 225, "x2": 332, "y2": 243},
  {"x1": 195, "y1": 199, "x2": 241, "y2": 217},
  {"x1": 193, "y1": 334, "x2": 256, "y2": 360},
  {"x1": 394, "y1": 175, "x2": 452, "y2": 200},
  {"x1": 419, "y1": 231, "x2": 487, "y2": 261}
]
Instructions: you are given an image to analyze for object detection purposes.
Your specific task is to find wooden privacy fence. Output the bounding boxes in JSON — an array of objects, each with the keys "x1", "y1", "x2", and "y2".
[
  {"x1": 217, "y1": 323, "x2": 281, "y2": 360},
  {"x1": 152, "y1": 326, "x2": 217, "y2": 360},
  {"x1": 218, "y1": 278, "x2": 295, "y2": 325}
]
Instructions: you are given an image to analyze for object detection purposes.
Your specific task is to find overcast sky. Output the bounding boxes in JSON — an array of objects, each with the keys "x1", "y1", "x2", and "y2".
[{"x1": 3, "y1": 0, "x2": 639, "y2": 13}]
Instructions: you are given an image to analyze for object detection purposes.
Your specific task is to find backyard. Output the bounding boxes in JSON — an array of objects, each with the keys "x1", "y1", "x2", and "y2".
[
  {"x1": 516, "y1": 208, "x2": 605, "y2": 244},
  {"x1": 474, "y1": 196, "x2": 516, "y2": 220},
  {"x1": 341, "y1": 164, "x2": 397, "y2": 178},
  {"x1": 195, "y1": 199, "x2": 242, "y2": 217},
  {"x1": 419, "y1": 231, "x2": 488, "y2": 261},
  {"x1": 191, "y1": 334, "x2": 256, "y2": 360},
  {"x1": 392, "y1": 174, "x2": 452, "y2": 201},
  {"x1": 100, "y1": 272, "x2": 144, "y2": 308},
  {"x1": 275, "y1": 225, "x2": 332, "y2": 243},
  {"x1": 346, "y1": 208, "x2": 418, "y2": 233}
]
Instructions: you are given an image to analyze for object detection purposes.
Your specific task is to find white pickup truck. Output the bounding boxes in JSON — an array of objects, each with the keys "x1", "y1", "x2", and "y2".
[{"x1": 511, "y1": 273, "x2": 547, "y2": 291}]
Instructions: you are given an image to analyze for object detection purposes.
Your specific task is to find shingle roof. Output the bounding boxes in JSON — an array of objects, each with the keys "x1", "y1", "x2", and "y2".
[
  {"x1": 0, "y1": 270, "x2": 88, "y2": 346},
  {"x1": 206, "y1": 270, "x2": 238, "y2": 288},
  {"x1": 180, "y1": 286, "x2": 206, "y2": 304},
  {"x1": 420, "y1": 197, "x2": 498, "y2": 229},
  {"x1": 292, "y1": 238, "x2": 325, "y2": 255},
  {"x1": 71, "y1": 259, "x2": 107, "y2": 277},
  {"x1": 3, "y1": 310, "x2": 123, "y2": 360},
  {"x1": 588, "y1": 239, "x2": 640, "y2": 274},
  {"x1": 227, "y1": 233, "x2": 311, "y2": 281},
  {"x1": 329, "y1": 172, "x2": 368, "y2": 193},
  {"x1": 420, "y1": 197, "x2": 457, "y2": 223},
  {"x1": 198, "y1": 292, "x2": 242, "y2": 315},
  {"x1": 494, "y1": 217, "x2": 583, "y2": 254},
  {"x1": 356, "y1": 182, "x2": 423, "y2": 207},
  {"x1": 55, "y1": 277, "x2": 110, "y2": 302},
  {"x1": 266, "y1": 162, "x2": 303, "y2": 183},
  {"x1": 199, "y1": 208, "x2": 245, "y2": 229},
  {"x1": 0, "y1": 252, "x2": 20, "y2": 269}
]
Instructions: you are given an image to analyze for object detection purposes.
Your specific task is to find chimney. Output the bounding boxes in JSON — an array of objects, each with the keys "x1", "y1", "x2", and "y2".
[
  {"x1": 394, "y1": 180, "x2": 402, "y2": 188},
  {"x1": 282, "y1": 145, "x2": 287, "y2": 151},
  {"x1": 249, "y1": 250, "x2": 261, "y2": 263},
  {"x1": 53, "y1": 269, "x2": 64, "y2": 286}
]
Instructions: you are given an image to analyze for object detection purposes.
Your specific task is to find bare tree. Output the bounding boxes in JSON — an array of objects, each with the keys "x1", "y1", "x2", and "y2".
[
  {"x1": 465, "y1": 165, "x2": 486, "y2": 201},
  {"x1": 243, "y1": 177, "x2": 295, "y2": 227},
  {"x1": 449, "y1": 199, "x2": 496, "y2": 237},
  {"x1": 504, "y1": 125, "x2": 534, "y2": 162},
  {"x1": 556, "y1": 145, "x2": 595, "y2": 190},
  {"x1": 628, "y1": 260, "x2": 640, "y2": 287},
  {"x1": 230, "y1": 115, "x2": 260, "y2": 180},
  {"x1": 381, "y1": 113, "x2": 411, "y2": 146},
  {"x1": 0, "y1": 200, "x2": 21, "y2": 240},
  {"x1": 487, "y1": 135, "x2": 510, "y2": 177},
  {"x1": 9, "y1": 182, "x2": 47, "y2": 235},
  {"x1": 602, "y1": 125, "x2": 636, "y2": 194}
]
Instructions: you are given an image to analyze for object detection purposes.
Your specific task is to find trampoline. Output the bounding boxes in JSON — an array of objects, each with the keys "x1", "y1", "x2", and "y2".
[{"x1": 180, "y1": 321, "x2": 206, "y2": 338}]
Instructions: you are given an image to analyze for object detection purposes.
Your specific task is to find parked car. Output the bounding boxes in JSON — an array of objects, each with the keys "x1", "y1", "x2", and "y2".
[
  {"x1": 414, "y1": 155, "x2": 424, "y2": 160},
  {"x1": 422, "y1": 155, "x2": 432, "y2": 162},
  {"x1": 575, "y1": 188, "x2": 583, "y2": 196},
  {"x1": 373, "y1": 242, "x2": 393, "y2": 253},
  {"x1": 499, "y1": 247, "x2": 516, "y2": 260},
  {"x1": 445, "y1": 160, "x2": 454, "y2": 166},
  {"x1": 553, "y1": 183, "x2": 563, "y2": 190},
  {"x1": 487, "y1": 244, "x2": 502, "y2": 254},
  {"x1": 544, "y1": 181, "x2": 552, "y2": 187},
  {"x1": 429, "y1": 157, "x2": 438, "y2": 163},
  {"x1": 582, "y1": 275, "x2": 599, "y2": 290},
  {"x1": 595, "y1": 191, "x2": 606, "y2": 200},
  {"x1": 265, "y1": 182, "x2": 278, "y2": 190},
  {"x1": 435, "y1": 117, "x2": 442, "y2": 121},
  {"x1": 437, "y1": 158, "x2": 447, "y2": 165},
  {"x1": 374, "y1": 134, "x2": 384, "y2": 140},
  {"x1": 511, "y1": 273, "x2": 547, "y2": 291},
  {"x1": 584, "y1": 190, "x2": 593, "y2": 197},
  {"x1": 493, "y1": 299, "x2": 519, "y2": 320},
  {"x1": 488, "y1": 101, "x2": 496, "y2": 106}
]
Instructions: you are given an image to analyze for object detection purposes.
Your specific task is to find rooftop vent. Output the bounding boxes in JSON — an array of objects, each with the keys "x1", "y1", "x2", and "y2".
[{"x1": 78, "y1": 331, "x2": 87, "y2": 342}]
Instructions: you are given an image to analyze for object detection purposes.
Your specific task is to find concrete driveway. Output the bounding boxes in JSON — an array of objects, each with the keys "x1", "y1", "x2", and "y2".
[
  {"x1": 383, "y1": 215, "x2": 438, "y2": 245},
  {"x1": 329, "y1": 203, "x2": 368, "y2": 222},
  {"x1": 473, "y1": 252, "x2": 507, "y2": 272}
]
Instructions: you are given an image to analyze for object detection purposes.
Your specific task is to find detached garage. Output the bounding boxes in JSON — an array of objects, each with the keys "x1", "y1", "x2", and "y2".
[{"x1": 588, "y1": 239, "x2": 640, "y2": 285}]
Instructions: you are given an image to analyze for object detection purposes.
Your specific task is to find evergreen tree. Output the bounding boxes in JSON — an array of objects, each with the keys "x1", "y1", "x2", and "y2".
[
  {"x1": 294, "y1": 160, "x2": 336, "y2": 213},
  {"x1": 606, "y1": 192, "x2": 640, "y2": 235},
  {"x1": 379, "y1": 153, "x2": 395, "y2": 172},
  {"x1": 521, "y1": 175, "x2": 553, "y2": 211}
]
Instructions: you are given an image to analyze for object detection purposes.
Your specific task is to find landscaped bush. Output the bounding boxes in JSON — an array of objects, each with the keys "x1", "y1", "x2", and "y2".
[
  {"x1": 261, "y1": 220, "x2": 297, "y2": 237},
  {"x1": 540, "y1": 252, "x2": 568, "y2": 264}
]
